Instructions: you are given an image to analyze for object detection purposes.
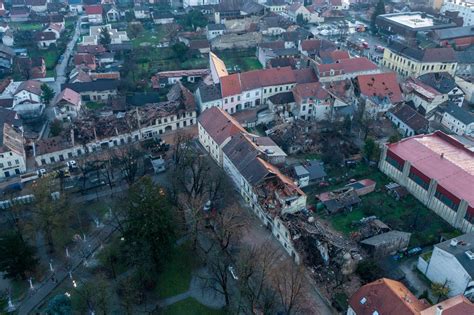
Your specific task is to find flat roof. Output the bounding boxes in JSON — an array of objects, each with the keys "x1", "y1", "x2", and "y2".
[
  {"x1": 387, "y1": 131, "x2": 474, "y2": 205},
  {"x1": 385, "y1": 13, "x2": 434, "y2": 29}
]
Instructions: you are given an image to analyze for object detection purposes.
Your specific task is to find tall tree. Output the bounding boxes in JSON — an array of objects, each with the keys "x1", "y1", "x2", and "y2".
[
  {"x1": 99, "y1": 27, "x2": 112, "y2": 46},
  {"x1": 46, "y1": 294, "x2": 72, "y2": 315},
  {"x1": 29, "y1": 177, "x2": 72, "y2": 253},
  {"x1": 432, "y1": 281, "x2": 451, "y2": 303},
  {"x1": 0, "y1": 232, "x2": 38, "y2": 279},
  {"x1": 371, "y1": 0, "x2": 386, "y2": 31},
  {"x1": 122, "y1": 177, "x2": 176, "y2": 269},
  {"x1": 272, "y1": 261, "x2": 307, "y2": 315},
  {"x1": 111, "y1": 145, "x2": 143, "y2": 186},
  {"x1": 41, "y1": 84, "x2": 55, "y2": 106}
]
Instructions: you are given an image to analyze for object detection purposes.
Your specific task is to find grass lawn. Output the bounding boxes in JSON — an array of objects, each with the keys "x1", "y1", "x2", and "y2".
[
  {"x1": 131, "y1": 26, "x2": 167, "y2": 48},
  {"x1": 86, "y1": 102, "x2": 105, "y2": 110},
  {"x1": 37, "y1": 50, "x2": 60, "y2": 71},
  {"x1": 10, "y1": 22, "x2": 43, "y2": 31},
  {"x1": 162, "y1": 298, "x2": 226, "y2": 315},
  {"x1": 216, "y1": 49, "x2": 263, "y2": 72},
  {"x1": 155, "y1": 242, "x2": 200, "y2": 298},
  {"x1": 312, "y1": 164, "x2": 461, "y2": 247}
]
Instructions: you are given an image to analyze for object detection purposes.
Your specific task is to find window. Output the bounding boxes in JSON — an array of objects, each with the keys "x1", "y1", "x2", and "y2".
[
  {"x1": 15, "y1": 159, "x2": 19, "y2": 164},
  {"x1": 7, "y1": 161, "x2": 11, "y2": 166},
  {"x1": 237, "y1": 96, "x2": 240, "y2": 101},
  {"x1": 435, "y1": 190, "x2": 459, "y2": 210},
  {"x1": 50, "y1": 157, "x2": 55, "y2": 163},
  {"x1": 385, "y1": 154, "x2": 403, "y2": 171},
  {"x1": 246, "y1": 93, "x2": 250, "y2": 98},
  {"x1": 225, "y1": 98, "x2": 228, "y2": 104},
  {"x1": 408, "y1": 171, "x2": 429, "y2": 190}
]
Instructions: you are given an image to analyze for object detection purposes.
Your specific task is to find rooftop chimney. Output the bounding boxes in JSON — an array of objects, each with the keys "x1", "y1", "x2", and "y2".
[{"x1": 436, "y1": 305, "x2": 443, "y2": 315}]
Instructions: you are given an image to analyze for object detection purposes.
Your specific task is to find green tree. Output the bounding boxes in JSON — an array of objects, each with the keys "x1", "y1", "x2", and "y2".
[
  {"x1": 432, "y1": 281, "x2": 450, "y2": 303},
  {"x1": 182, "y1": 10, "x2": 208, "y2": 30},
  {"x1": 356, "y1": 260, "x2": 383, "y2": 283},
  {"x1": 171, "y1": 42, "x2": 189, "y2": 62},
  {"x1": 0, "y1": 232, "x2": 38, "y2": 279},
  {"x1": 99, "y1": 27, "x2": 112, "y2": 46},
  {"x1": 296, "y1": 13, "x2": 306, "y2": 26},
  {"x1": 46, "y1": 294, "x2": 72, "y2": 315},
  {"x1": 41, "y1": 84, "x2": 55, "y2": 106},
  {"x1": 363, "y1": 138, "x2": 379, "y2": 161},
  {"x1": 50, "y1": 119, "x2": 63, "y2": 137},
  {"x1": 127, "y1": 23, "x2": 144, "y2": 39},
  {"x1": 371, "y1": 0, "x2": 386, "y2": 31},
  {"x1": 388, "y1": 133, "x2": 401, "y2": 143},
  {"x1": 122, "y1": 177, "x2": 176, "y2": 270}
]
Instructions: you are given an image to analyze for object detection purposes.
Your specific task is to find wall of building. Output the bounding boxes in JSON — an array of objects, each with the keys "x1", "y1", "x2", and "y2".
[
  {"x1": 386, "y1": 111, "x2": 416, "y2": 137},
  {"x1": 383, "y1": 49, "x2": 457, "y2": 77},
  {"x1": 0, "y1": 150, "x2": 26, "y2": 178},
  {"x1": 424, "y1": 246, "x2": 472, "y2": 297},
  {"x1": 442, "y1": 112, "x2": 474, "y2": 135}
]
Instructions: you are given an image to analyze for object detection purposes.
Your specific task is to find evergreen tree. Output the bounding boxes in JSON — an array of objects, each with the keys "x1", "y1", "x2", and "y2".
[
  {"x1": 0, "y1": 232, "x2": 38, "y2": 279},
  {"x1": 371, "y1": 0, "x2": 386, "y2": 32},
  {"x1": 99, "y1": 27, "x2": 112, "y2": 46},
  {"x1": 41, "y1": 84, "x2": 55, "y2": 106}
]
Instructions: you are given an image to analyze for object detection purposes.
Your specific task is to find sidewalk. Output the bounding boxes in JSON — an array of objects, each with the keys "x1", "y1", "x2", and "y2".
[{"x1": 17, "y1": 225, "x2": 116, "y2": 315}]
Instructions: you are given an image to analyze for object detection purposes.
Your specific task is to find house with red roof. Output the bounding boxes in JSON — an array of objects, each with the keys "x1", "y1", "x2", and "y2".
[
  {"x1": 292, "y1": 82, "x2": 333, "y2": 121},
  {"x1": 355, "y1": 72, "x2": 403, "y2": 115},
  {"x1": 74, "y1": 53, "x2": 97, "y2": 71},
  {"x1": 379, "y1": 131, "x2": 474, "y2": 233},
  {"x1": 26, "y1": 0, "x2": 47, "y2": 12},
  {"x1": 54, "y1": 88, "x2": 82, "y2": 119},
  {"x1": 198, "y1": 106, "x2": 246, "y2": 165},
  {"x1": 34, "y1": 31, "x2": 57, "y2": 49},
  {"x1": 316, "y1": 57, "x2": 380, "y2": 82},
  {"x1": 348, "y1": 277, "x2": 474, "y2": 315},
  {"x1": 84, "y1": 5, "x2": 103, "y2": 24}
]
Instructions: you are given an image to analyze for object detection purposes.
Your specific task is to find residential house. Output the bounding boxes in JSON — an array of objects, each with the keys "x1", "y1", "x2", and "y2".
[
  {"x1": 379, "y1": 131, "x2": 474, "y2": 233},
  {"x1": 287, "y1": 3, "x2": 312, "y2": 23},
  {"x1": 455, "y1": 48, "x2": 473, "y2": 79},
  {"x1": 10, "y1": 7, "x2": 30, "y2": 22},
  {"x1": 383, "y1": 42, "x2": 458, "y2": 77},
  {"x1": 152, "y1": 11, "x2": 174, "y2": 25},
  {"x1": 195, "y1": 82, "x2": 223, "y2": 112},
  {"x1": 386, "y1": 103, "x2": 429, "y2": 137},
  {"x1": 68, "y1": 0, "x2": 83, "y2": 14},
  {"x1": 439, "y1": 101, "x2": 474, "y2": 136},
  {"x1": 197, "y1": 106, "x2": 246, "y2": 165},
  {"x1": 316, "y1": 57, "x2": 379, "y2": 82},
  {"x1": 207, "y1": 24, "x2": 226, "y2": 40},
  {"x1": 456, "y1": 76, "x2": 474, "y2": 104},
  {"x1": 61, "y1": 79, "x2": 119, "y2": 102},
  {"x1": 25, "y1": 0, "x2": 47, "y2": 12},
  {"x1": 54, "y1": 88, "x2": 82, "y2": 120},
  {"x1": 43, "y1": 23, "x2": 63, "y2": 39},
  {"x1": 84, "y1": 5, "x2": 104, "y2": 24},
  {"x1": 152, "y1": 69, "x2": 209, "y2": 88},
  {"x1": 0, "y1": 44, "x2": 14, "y2": 74},
  {"x1": 418, "y1": 233, "x2": 474, "y2": 299},
  {"x1": 355, "y1": 72, "x2": 403, "y2": 115},
  {"x1": 298, "y1": 38, "x2": 337, "y2": 63},
  {"x1": 134, "y1": 6, "x2": 150, "y2": 19},
  {"x1": 12, "y1": 80, "x2": 45, "y2": 117},
  {"x1": 257, "y1": 45, "x2": 300, "y2": 68},
  {"x1": 34, "y1": 32, "x2": 57, "y2": 49},
  {"x1": 260, "y1": 15, "x2": 289, "y2": 36},
  {"x1": 403, "y1": 72, "x2": 464, "y2": 116},
  {"x1": 74, "y1": 53, "x2": 97, "y2": 71},
  {"x1": 106, "y1": 6, "x2": 120, "y2": 22},
  {"x1": 0, "y1": 108, "x2": 26, "y2": 179},
  {"x1": 264, "y1": 0, "x2": 286, "y2": 12},
  {"x1": 16, "y1": 57, "x2": 46, "y2": 79},
  {"x1": 292, "y1": 82, "x2": 333, "y2": 121},
  {"x1": 189, "y1": 40, "x2": 210, "y2": 54},
  {"x1": 81, "y1": 24, "x2": 129, "y2": 45}
]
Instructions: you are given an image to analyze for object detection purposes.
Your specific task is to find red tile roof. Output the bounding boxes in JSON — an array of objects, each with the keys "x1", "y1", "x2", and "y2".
[
  {"x1": 220, "y1": 67, "x2": 296, "y2": 97},
  {"x1": 387, "y1": 131, "x2": 474, "y2": 205},
  {"x1": 15, "y1": 80, "x2": 42, "y2": 96},
  {"x1": 293, "y1": 82, "x2": 329, "y2": 103},
  {"x1": 349, "y1": 278, "x2": 429, "y2": 315},
  {"x1": 84, "y1": 5, "x2": 103, "y2": 15},
  {"x1": 220, "y1": 74, "x2": 242, "y2": 98},
  {"x1": 317, "y1": 57, "x2": 378, "y2": 77},
  {"x1": 357, "y1": 72, "x2": 403, "y2": 103},
  {"x1": 74, "y1": 53, "x2": 96, "y2": 66},
  {"x1": 198, "y1": 107, "x2": 245, "y2": 145},
  {"x1": 300, "y1": 39, "x2": 336, "y2": 54},
  {"x1": 421, "y1": 295, "x2": 474, "y2": 315},
  {"x1": 56, "y1": 88, "x2": 81, "y2": 106},
  {"x1": 293, "y1": 68, "x2": 318, "y2": 84}
]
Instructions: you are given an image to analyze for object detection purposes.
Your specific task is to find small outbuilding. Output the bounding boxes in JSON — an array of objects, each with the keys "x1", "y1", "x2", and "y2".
[{"x1": 360, "y1": 230, "x2": 411, "y2": 258}]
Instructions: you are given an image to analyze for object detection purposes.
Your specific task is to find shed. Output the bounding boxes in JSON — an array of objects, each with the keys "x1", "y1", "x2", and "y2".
[
  {"x1": 293, "y1": 164, "x2": 309, "y2": 188},
  {"x1": 304, "y1": 159, "x2": 327, "y2": 182},
  {"x1": 346, "y1": 178, "x2": 376, "y2": 196},
  {"x1": 360, "y1": 230, "x2": 411, "y2": 258}
]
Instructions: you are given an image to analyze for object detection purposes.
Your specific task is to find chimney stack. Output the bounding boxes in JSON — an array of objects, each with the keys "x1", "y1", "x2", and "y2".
[{"x1": 435, "y1": 305, "x2": 443, "y2": 315}]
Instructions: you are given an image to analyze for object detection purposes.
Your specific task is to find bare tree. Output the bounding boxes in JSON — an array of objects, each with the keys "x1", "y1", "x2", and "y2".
[
  {"x1": 111, "y1": 144, "x2": 143, "y2": 186},
  {"x1": 203, "y1": 250, "x2": 233, "y2": 307},
  {"x1": 272, "y1": 261, "x2": 307, "y2": 315},
  {"x1": 210, "y1": 203, "x2": 248, "y2": 251}
]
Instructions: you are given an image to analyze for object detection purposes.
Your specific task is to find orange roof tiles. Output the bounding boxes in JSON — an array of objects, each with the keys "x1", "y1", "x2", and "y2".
[
  {"x1": 357, "y1": 72, "x2": 403, "y2": 103},
  {"x1": 198, "y1": 107, "x2": 245, "y2": 145}
]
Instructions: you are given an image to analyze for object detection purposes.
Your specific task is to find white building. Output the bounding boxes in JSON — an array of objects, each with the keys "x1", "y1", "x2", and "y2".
[
  {"x1": 418, "y1": 233, "x2": 474, "y2": 298},
  {"x1": 441, "y1": 0, "x2": 474, "y2": 26},
  {"x1": 81, "y1": 24, "x2": 129, "y2": 46},
  {"x1": 0, "y1": 109, "x2": 26, "y2": 179},
  {"x1": 440, "y1": 101, "x2": 474, "y2": 136},
  {"x1": 183, "y1": 0, "x2": 219, "y2": 8}
]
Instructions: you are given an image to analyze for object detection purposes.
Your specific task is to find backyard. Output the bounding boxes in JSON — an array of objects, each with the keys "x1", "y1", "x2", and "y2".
[
  {"x1": 306, "y1": 164, "x2": 461, "y2": 248},
  {"x1": 216, "y1": 49, "x2": 262, "y2": 72}
]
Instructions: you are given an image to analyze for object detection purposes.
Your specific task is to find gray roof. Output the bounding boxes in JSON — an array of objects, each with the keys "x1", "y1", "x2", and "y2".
[
  {"x1": 442, "y1": 101, "x2": 474, "y2": 125},
  {"x1": 305, "y1": 160, "x2": 327, "y2": 181},
  {"x1": 434, "y1": 26, "x2": 474, "y2": 40},
  {"x1": 62, "y1": 79, "x2": 119, "y2": 93},
  {"x1": 198, "y1": 83, "x2": 222, "y2": 103},
  {"x1": 223, "y1": 133, "x2": 270, "y2": 186},
  {"x1": 387, "y1": 41, "x2": 456, "y2": 63},
  {"x1": 268, "y1": 91, "x2": 294, "y2": 104},
  {"x1": 388, "y1": 103, "x2": 429, "y2": 132},
  {"x1": 294, "y1": 165, "x2": 309, "y2": 178},
  {"x1": 207, "y1": 24, "x2": 226, "y2": 31},
  {"x1": 435, "y1": 232, "x2": 474, "y2": 278},
  {"x1": 417, "y1": 72, "x2": 456, "y2": 94},
  {"x1": 360, "y1": 230, "x2": 411, "y2": 247}
]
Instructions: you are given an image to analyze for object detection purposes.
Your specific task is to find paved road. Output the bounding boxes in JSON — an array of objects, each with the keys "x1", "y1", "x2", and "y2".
[{"x1": 17, "y1": 225, "x2": 116, "y2": 315}]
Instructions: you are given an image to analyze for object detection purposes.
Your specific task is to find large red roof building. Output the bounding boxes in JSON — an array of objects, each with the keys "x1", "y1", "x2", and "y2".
[{"x1": 379, "y1": 131, "x2": 474, "y2": 232}]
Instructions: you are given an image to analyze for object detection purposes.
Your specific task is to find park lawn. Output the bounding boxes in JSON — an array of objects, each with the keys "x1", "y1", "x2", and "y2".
[
  {"x1": 155, "y1": 242, "x2": 200, "y2": 298},
  {"x1": 162, "y1": 298, "x2": 226, "y2": 315}
]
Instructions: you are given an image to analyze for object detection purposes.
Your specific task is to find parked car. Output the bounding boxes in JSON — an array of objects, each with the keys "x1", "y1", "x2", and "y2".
[{"x1": 66, "y1": 160, "x2": 77, "y2": 169}]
